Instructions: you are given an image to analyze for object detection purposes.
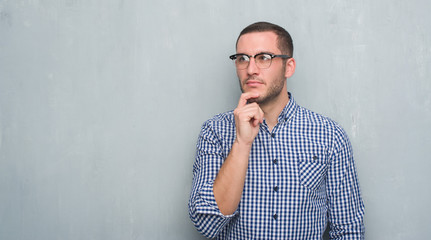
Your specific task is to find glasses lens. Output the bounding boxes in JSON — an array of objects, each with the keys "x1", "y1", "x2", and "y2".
[
  {"x1": 234, "y1": 54, "x2": 248, "y2": 69},
  {"x1": 255, "y1": 54, "x2": 272, "y2": 69}
]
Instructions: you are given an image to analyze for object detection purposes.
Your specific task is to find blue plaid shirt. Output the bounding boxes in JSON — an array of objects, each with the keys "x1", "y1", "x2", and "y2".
[{"x1": 189, "y1": 94, "x2": 365, "y2": 239}]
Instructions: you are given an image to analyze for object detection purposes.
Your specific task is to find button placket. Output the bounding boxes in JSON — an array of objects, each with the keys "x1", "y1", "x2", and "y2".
[{"x1": 269, "y1": 130, "x2": 280, "y2": 225}]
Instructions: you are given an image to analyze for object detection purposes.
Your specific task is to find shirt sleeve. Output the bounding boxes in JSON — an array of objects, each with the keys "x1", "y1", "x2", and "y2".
[
  {"x1": 327, "y1": 125, "x2": 365, "y2": 240},
  {"x1": 188, "y1": 121, "x2": 238, "y2": 239}
]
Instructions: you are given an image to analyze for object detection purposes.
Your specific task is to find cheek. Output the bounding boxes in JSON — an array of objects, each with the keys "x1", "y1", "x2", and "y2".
[
  {"x1": 236, "y1": 71, "x2": 242, "y2": 78},
  {"x1": 237, "y1": 71, "x2": 247, "y2": 81}
]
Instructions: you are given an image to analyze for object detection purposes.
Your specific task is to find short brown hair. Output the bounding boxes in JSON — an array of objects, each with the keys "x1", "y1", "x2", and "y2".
[{"x1": 236, "y1": 22, "x2": 294, "y2": 57}]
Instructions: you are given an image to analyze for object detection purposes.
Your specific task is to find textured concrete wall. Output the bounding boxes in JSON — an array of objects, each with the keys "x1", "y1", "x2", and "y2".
[{"x1": 1, "y1": 0, "x2": 430, "y2": 239}]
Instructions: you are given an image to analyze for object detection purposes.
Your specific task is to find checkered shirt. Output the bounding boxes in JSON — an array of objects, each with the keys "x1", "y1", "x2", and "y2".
[{"x1": 189, "y1": 93, "x2": 365, "y2": 239}]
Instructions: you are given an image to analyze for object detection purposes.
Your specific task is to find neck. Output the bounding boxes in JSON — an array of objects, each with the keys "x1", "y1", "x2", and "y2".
[{"x1": 260, "y1": 90, "x2": 290, "y2": 131}]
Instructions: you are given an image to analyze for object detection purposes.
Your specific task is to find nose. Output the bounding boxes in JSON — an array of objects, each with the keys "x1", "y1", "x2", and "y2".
[{"x1": 246, "y1": 57, "x2": 260, "y2": 75}]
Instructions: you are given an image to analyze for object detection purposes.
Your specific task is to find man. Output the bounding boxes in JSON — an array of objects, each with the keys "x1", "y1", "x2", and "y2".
[{"x1": 189, "y1": 22, "x2": 365, "y2": 239}]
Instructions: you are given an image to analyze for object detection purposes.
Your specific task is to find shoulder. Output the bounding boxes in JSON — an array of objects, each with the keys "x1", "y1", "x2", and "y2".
[
  {"x1": 295, "y1": 105, "x2": 349, "y2": 140},
  {"x1": 199, "y1": 110, "x2": 235, "y2": 138},
  {"x1": 294, "y1": 105, "x2": 352, "y2": 157},
  {"x1": 202, "y1": 110, "x2": 234, "y2": 128}
]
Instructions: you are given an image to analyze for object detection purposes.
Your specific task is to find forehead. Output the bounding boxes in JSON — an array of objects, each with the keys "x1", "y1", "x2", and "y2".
[{"x1": 236, "y1": 31, "x2": 279, "y2": 54}]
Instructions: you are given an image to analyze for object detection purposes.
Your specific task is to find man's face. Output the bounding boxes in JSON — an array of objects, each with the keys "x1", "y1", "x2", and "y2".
[{"x1": 236, "y1": 31, "x2": 289, "y2": 105}]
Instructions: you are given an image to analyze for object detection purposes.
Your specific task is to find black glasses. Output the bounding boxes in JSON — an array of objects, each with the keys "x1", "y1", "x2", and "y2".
[{"x1": 229, "y1": 53, "x2": 291, "y2": 69}]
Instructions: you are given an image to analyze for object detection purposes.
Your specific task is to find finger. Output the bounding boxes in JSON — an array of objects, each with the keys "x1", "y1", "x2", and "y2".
[
  {"x1": 237, "y1": 92, "x2": 260, "y2": 108},
  {"x1": 240, "y1": 104, "x2": 261, "y2": 119},
  {"x1": 254, "y1": 107, "x2": 264, "y2": 126},
  {"x1": 252, "y1": 118, "x2": 260, "y2": 127},
  {"x1": 242, "y1": 104, "x2": 264, "y2": 126}
]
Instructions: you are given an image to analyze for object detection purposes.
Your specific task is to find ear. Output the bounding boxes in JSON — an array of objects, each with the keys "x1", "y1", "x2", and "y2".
[{"x1": 284, "y1": 57, "x2": 296, "y2": 78}]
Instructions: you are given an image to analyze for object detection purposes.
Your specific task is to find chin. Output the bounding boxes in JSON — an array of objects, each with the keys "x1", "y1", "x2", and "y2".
[
  {"x1": 242, "y1": 87, "x2": 261, "y2": 94},
  {"x1": 249, "y1": 95, "x2": 266, "y2": 104},
  {"x1": 247, "y1": 97, "x2": 259, "y2": 104}
]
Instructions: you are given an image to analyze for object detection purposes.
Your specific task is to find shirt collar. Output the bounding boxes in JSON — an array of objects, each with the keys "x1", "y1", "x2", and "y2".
[{"x1": 277, "y1": 92, "x2": 298, "y2": 123}]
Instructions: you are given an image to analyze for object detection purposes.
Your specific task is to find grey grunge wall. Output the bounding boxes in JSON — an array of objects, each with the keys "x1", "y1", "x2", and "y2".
[{"x1": 1, "y1": 0, "x2": 430, "y2": 239}]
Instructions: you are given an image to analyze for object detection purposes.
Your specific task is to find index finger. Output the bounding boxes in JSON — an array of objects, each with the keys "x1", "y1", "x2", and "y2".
[{"x1": 237, "y1": 92, "x2": 260, "y2": 108}]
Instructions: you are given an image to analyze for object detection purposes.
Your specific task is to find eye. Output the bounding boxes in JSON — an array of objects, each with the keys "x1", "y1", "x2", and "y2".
[
  {"x1": 237, "y1": 55, "x2": 249, "y2": 63},
  {"x1": 257, "y1": 54, "x2": 272, "y2": 61}
]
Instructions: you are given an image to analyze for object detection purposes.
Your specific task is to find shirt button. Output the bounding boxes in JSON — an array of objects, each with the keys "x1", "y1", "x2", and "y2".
[
  {"x1": 274, "y1": 186, "x2": 278, "y2": 192},
  {"x1": 271, "y1": 133, "x2": 275, "y2": 138},
  {"x1": 273, "y1": 214, "x2": 278, "y2": 220},
  {"x1": 273, "y1": 159, "x2": 277, "y2": 164}
]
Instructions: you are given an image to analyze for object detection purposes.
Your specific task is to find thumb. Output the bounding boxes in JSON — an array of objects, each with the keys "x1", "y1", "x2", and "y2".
[{"x1": 237, "y1": 92, "x2": 260, "y2": 108}]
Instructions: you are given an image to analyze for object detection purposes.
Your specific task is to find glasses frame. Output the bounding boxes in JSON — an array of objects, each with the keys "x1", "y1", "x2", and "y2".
[{"x1": 229, "y1": 53, "x2": 291, "y2": 69}]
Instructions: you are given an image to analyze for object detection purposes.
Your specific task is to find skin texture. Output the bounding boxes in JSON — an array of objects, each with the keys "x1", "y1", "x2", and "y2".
[{"x1": 213, "y1": 31, "x2": 296, "y2": 215}]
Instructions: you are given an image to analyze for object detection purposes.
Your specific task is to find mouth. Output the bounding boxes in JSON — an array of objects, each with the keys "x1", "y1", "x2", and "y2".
[{"x1": 245, "y1": 78, "x2": 264, "y2": 87}]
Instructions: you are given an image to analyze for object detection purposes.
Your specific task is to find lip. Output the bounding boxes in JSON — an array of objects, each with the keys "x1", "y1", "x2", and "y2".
[{"x1": 245, "y1": 80, "x2": 264, "y2": 87}]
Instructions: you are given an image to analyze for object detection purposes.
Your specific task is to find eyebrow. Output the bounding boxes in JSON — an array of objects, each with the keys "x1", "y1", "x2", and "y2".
[{"x1": 235, "y1": 52, "x2": 275, "y2": 56}]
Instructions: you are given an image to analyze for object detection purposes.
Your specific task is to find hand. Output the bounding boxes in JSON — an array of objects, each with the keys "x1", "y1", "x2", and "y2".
[{"x1": 233, "y1": 92, "x2": 264, "y2": 146}]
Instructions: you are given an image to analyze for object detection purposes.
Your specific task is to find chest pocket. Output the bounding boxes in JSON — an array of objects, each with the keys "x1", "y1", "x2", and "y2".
[{"x1": 297, "y1": 152, "x2": 328, "y2": 191}]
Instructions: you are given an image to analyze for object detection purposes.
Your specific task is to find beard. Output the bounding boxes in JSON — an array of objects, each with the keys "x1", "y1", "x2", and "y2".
[{"x1": 239, "y1": 67, "x2": 286, "y2": 105}]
